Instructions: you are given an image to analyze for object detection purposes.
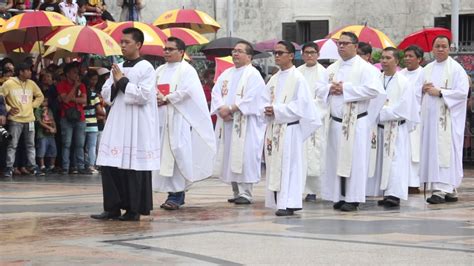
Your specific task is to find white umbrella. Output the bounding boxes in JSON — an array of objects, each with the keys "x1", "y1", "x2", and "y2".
[{"x1": 313, "y1": 38, "x2": 341, "y2": 60}]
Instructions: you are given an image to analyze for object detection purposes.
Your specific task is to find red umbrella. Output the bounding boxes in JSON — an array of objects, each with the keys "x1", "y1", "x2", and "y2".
[
  {"x1": 214, "y1": 56, "x2": 234, "y2": 82},
  {"x1": 398, "y1": 27, "x2": 452, "y2": 52}
]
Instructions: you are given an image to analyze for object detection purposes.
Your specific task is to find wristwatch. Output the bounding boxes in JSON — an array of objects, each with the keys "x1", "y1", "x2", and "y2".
[{"x1": 439, "y1": 91, "x2": 443, "y2": 98}]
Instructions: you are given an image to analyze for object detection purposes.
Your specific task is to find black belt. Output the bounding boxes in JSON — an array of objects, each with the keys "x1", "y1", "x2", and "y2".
[
  {"x1": 331, "y1": 111, "x2": 368, "y2": 123},
  {"x1": 288, "y1": 121, "x2": 299, "y2": 126},
  {"x1": 378, "y1": 120, "x2": 406, "y2": 129}
]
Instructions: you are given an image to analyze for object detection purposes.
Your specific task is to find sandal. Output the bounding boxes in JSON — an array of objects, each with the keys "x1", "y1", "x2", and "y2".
[{"x1": 161, "y1": 201, "x2": 180, "y2": 210}]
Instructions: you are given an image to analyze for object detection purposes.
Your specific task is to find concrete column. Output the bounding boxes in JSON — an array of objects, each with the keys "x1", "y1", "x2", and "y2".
[
  {"x1": 451, "y1": 0, "x2": 459, "y2": 51},
  {"x1": 227, "y1": 0, "x2": 234, "y2": 37}
]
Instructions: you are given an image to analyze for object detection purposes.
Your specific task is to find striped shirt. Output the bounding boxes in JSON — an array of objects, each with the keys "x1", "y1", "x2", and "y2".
[{"x1": 84, "y1": 90, "x2": 100, "y2": 132}]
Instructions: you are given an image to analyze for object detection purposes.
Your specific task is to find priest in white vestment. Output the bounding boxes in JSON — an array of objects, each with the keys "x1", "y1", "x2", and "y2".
[
  {"x1": 367, "y1": 47, "x2": 420, "y2": 207},
  {"x1": 263, "y1": 40, "x2": 320, "y2": 216},
  {"x1": 211, "y1": 41, "x2": 266, "y2": 204},
  {"x1": 297, "y1": 42, "x2": 329, "y2": 202},
  {"x1": 418, "y1": 36, "x2": 469, "y2": 204},
  {"x1": 320, "y1": 32, "x2": 384, "y2": 212},
  {"x1": 399, "y1": 45, "x2": 424, "y2": 194},
  {"x1": 152, "y1": 37, "x2": 216, "y2": 210},
  {"x1": 92, "y1": 27, "x2": 160, "y2": 221}
]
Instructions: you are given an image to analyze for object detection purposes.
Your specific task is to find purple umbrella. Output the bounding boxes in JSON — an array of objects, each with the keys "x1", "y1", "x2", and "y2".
[{"x1": 255, "y1": 39, "x2": 301, "y2": 52}]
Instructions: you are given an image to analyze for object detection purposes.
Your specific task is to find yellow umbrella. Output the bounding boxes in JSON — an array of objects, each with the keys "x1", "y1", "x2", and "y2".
[
  {"x1": 328, "y1": 24, "x2": 395, "y2": 49},
  {"x1": 153, "y1": 8, "x2": 220, "y2": 34},
  {"x1": 105, "y1": 21, "x2": 167, "y2": 56},
  {"x1": 161, "y1": 27, "x2": 209, "y2": 46},
  {"x1": 45, "y1": 26, "x2": 122, "y2": 56}
]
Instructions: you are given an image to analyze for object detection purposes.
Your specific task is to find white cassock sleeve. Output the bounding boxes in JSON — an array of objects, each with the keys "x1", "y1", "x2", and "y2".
[
  {"x1": 342, "y1": 67, "x2": 380, "y2": 102},
  {"x1": 122, "y1": 64, "x2": 156, "y2": 106},
  {"x1": 101, "y1": 75, "x2": 114, "y2": 105},
  {"x1": 314, "y1": 67, "x2": 329, "y2": 99},
  {"x1": 210, "y1": 75, "x2": 226, "y2": 116},
  {"x1": 273, "y1": 78, "x2": 313, "y2": 124},
  {"x1": 165, "y1": 68, "x2": 202, "y2": 105},
  {"x1": 235, "y1": 72, "x2": 266, "y2": 116},
  {"x1": 380, "y1": 83, "x2": 420, "y2": 124},
  {"x1": 441, "y1": 69, "x2": 470, "y2": 110}
]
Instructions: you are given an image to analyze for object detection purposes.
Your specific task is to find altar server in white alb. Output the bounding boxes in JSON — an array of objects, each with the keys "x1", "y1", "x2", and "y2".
[
  {"x1": 263, "y1": 40, "x2": 320, "y2": 216},
  {"x1": 399, "y1": 45, "x2": 424, "y2": 194},
  {"x1": 320, "y1": 32, "x2": 384, "y2": 212},
  {"x1": 211, "y1": 40, "x2": 266, "y2": 205},
  {"x1": 419, "y1": 35, "x2": 469, "y2": 204},
  {"x1": 92, "y1": 27, "x2": 160, "y2": 221},
  {"x1": 152, "y1": 37, "x2": 216, "y2": 210},
  {"x1": 367, "y1": 47, "x2": 420, "y2": 207},
  {"x1": 297, "y1": 42, "x2": 329, "y2": 202}
]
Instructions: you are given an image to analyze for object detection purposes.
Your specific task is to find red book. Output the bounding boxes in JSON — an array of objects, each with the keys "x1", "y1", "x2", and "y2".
[{"x1": 157, "y1": 84, "x2": 170, "y2": 96}]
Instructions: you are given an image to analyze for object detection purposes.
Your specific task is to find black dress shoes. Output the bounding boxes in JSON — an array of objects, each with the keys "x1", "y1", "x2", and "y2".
[
  {"x1": 445, "y1": 194, "x2": 458, "y2": 202},
  {"x1": 275, "y1": 209, "x2": 294, "y2": 216},
  {"x1": 340, "y1": 202, "x2": 359, "y2": 212},
  {"x1": 90, "y1": 211, "x2": 121, "y2": 220},
  {"x1": 426, "y1": 194, "x2": 446, "y2": 204},
  {"x1": 119, "y1": 211, "x2": 140, "y2": 221},
  {"x1": 377, "y1": 197, "x2": 387, "y2": 206},
  {"x1": 234, "y1": 197, "x2": 251, "y2": 205},
  {"x1": 333, "y1": 200, "x2": 346, "y2": 210},
  {"x1": 227, "y1": 198, "x2": 236, "y2": 203},
  {"x1": 383, "y1": 196, "x2": 400, "y2": 207}
]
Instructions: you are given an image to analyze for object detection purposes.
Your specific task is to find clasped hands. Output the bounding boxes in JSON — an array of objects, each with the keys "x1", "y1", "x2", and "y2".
[
  {"x1": 422, "y1": 82, "x2": 442, "y2": 97},
  {"x1": 329, "y1": 81, "x2": 343, "y2": 95},
  {"x1": 218, "y1": 105, "x2": 235, "y2": 121}
]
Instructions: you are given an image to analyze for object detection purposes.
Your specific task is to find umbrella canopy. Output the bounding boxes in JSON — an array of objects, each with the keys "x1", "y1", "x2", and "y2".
[
  {"x1": 202, "y1": 37, "x2": 255, "y2": 59},
  {"x1": 328, "y1": 24, "x2": 395, "y2": 49},
  {"x1": 398, "y1": 27, "x2": 452, "y2": 52},
  {"x1": 214, "y1": 56, "x2": 234, "y2": 82},
  {"x1": 153, "y1": 8, "x2": 221, "y2": 34},
  {"x1": 92, "y1": 20, "x2": 118, "y2": 31},
  {"x1": 161, "y1": 27, "x2": 209, "y2": 46},
  {"x1": 43, "y1": 46, "x2": 79, "y2": 60},
  {"x1": 105, "y1": 21, "x2": 167, "y2": 56},
  {"x1": 45, "y1": 26, "x2": 122, "y2": 56},
  {"x1": 0, "y1": 11, "x2": 74, "y2": 44},
  {"x1": 0, "y1": 18, "x2": 5, "y2": 28},
  {"x1": 312, "y1": 38, "x2": 341, "y2": 60},
  {"x1": 255, "y1": 39, "x2": 301, "y2": 52}
]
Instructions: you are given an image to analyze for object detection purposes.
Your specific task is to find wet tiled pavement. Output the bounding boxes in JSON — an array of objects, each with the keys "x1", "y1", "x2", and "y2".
[{"x1": 0, "y1": 170, "x2": 473, "y2": 265}]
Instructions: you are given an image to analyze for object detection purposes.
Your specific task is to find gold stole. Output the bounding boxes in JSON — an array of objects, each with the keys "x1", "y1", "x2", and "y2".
[
  {"x1": 327, "y1": 58, "x2": 363, "y2": 178},
  {"x1": 265, "y1": 68, "x2": 298, "y2": 191},
  {"x1": 423, "y1": 58, "x2": 454, "y2": 168},
  {"x1": 156, "y1": 62, "x2": 184, "y2": 177},
  {"x1": 213, "y1": 66, "x2": 253, "y2": 176}
]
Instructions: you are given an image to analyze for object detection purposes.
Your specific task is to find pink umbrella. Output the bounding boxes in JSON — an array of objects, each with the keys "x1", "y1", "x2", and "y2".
[
  {"x1": 255, "y1": 39, "x2": 301, "y2": 52},
  {"x1": 313, "y1": 38, "x2": 341, "y2": 60}
]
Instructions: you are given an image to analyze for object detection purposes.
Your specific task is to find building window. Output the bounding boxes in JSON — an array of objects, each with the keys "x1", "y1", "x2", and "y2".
[
  {"x1": 282, "y1": 20, "x2": 329, "y2": 44},
  {"x1": 434, "y1": 14, "x2": 474, "y2": 50}
]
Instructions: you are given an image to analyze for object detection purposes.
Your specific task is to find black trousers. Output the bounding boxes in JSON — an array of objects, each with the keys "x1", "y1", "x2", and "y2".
[{"x1": 101, "y1": 166, "x2": 153, "y2": 215}]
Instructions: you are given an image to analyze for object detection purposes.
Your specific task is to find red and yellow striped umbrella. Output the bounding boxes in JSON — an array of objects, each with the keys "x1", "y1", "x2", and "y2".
[
  {"x1": 153, "y1": 9, "x2": 220, "y2": 34},
  {"x1": 328, "y1": 24, "x2": 395, "y2": 49},
  {"x1": 45, "y1": 26, "x2": 122, "y2": 56},
  {"x1": 161, "y1": 27, "x2": 209, "y2": 46},
  {"x1": 105, "y1": 21, "x2": 167, "y2": 56},
  {"x1": 0, "y1": 11, "x2": 74, "y2": 44},
  {"x1": 214, "y1": 56, "x2": 234, "y2": 82},
  {"x1": 0, "y1": 18, "x2": 5, "y2": 28}
]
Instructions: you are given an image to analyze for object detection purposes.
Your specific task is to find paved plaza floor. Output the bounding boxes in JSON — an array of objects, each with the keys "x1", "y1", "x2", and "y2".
[{"x1": 0, "y1": 169, "x2": 473, "y2": 265}]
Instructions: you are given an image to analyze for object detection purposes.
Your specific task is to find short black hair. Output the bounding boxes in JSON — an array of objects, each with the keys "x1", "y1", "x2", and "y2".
[
  {"x1": 277, "y1": 40, "x2": 295, "y2": 54},
  {"x1": 235, "y1": 40, "x2": 255, "y2": 57},
  {"x1": 357, "y1": 42, "x2": 372, "y2": 55},
  {"x1": 432, "y1": 35, "x2": 451, "y2": 47},
  {"x1": 383, "y1": 47, "x2": 401, "y2": 61},
  {"x1": 15, "y1": 62, "x2": 31, "y2": 76},
  {"x1": 122, "y1": 27, "x2": 144, "y2": 46},
  {"x1": 302, "y1": 42, "x2": 319, "y2": 53},
  {"x1": 63, "y1": 62, "x2": 79, "y2": 75},
  {"x1": 167, "y1": 37, "x2": 186, "y2": 51},
  {"x1": 340, "y1": 31, "x2": 359, "y2": 44},
  {"x1": 404, "y1": 45, "x2": 424, "y2": 59}
]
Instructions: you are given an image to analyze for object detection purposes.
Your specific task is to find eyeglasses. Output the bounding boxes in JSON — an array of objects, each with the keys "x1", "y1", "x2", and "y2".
[
  {"x1": 303, "y1": 51, "x2": 318, "y2": 56},
  {"x1": 273, "y1": 51, "x2": 290, "y2": 56},
  {"x1": 231, "y1": 49, "x2": 248, "y2": 55},
  {"x1": 164, "y1": 47, "x2": 179, "y2": 52},
  {"x1": 336, "y1": 41, "x2": 356, "y2": 47}
]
